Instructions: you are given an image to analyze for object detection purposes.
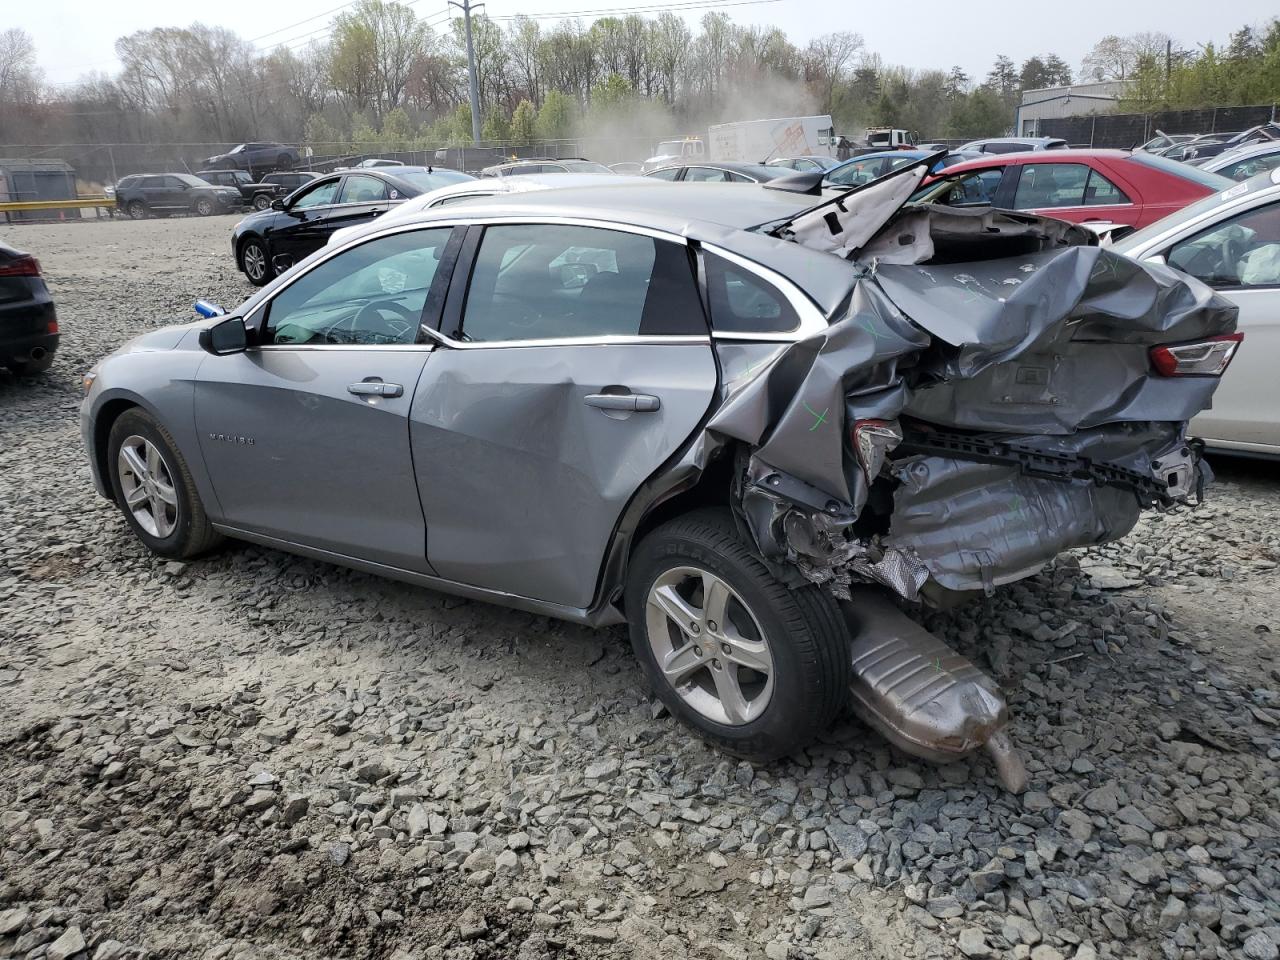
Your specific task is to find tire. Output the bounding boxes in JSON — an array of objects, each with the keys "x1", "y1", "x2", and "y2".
[
  {"x1": 195, "y1": 197, "x2": 214, "y2": 217},
  {"x1": 252, "y1": 193, "x2": 272, "y2": 211},
  {"x1": 276, "y1": 153, "x2": 293, "y2": 170},
  {"x1": 6, "y1": 354, "x2": 54, "y2": 376},
  {"x1": 107, "y1": 408, "x2": 221, "y2": 560},
  {"x1": 239, "y1": 238, "x2": 274, "y2": 286},
  {"x1": 625, "y1": 508, "x2": 850, "y2": 762},
  {"x1": 127, "y1": 200, "x2": 148, "y2": 220}
]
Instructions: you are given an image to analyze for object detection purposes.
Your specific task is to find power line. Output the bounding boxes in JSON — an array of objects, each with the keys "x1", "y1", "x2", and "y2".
[
  {"x1": 486, "y1": 0, "x2": 781, "y2": 20},
  {"x1": 246, "y1": 0, "x2": 367, "y2": 45}
]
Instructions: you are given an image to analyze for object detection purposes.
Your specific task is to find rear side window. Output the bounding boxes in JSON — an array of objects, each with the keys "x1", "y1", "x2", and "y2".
[
  {"x1": 647, "y1": 168, "x2": 680, "y2": 181},
  {"x1": 704, "y1": 252, "x2": 800, "y2": 334},
  {"x1": 458, "y1": 224, "x2": 704, "y2": 342},
  {"x1": 684, "y1": 167, "x2": 729, "y2": 183},
  {"x1": 339, "y1": 175, "x2": 389, "y2": 203}
]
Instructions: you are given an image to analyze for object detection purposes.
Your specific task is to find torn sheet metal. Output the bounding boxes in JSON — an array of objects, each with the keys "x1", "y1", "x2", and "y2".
[{"x1": 708, "y1": 170, "x2": 1238, "y2": 602}]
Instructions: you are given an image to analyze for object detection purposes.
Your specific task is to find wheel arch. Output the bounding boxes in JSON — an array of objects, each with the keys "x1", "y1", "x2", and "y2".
[{"x1": 591, "y1": 440, "x2": 738, "y2": 622}]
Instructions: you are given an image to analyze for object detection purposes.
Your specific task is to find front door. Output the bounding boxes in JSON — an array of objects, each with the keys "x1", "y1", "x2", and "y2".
[
  {"x1": 267, "y1": 176, "x2": 342, "y2": 266},
  {"x1": 411, "y1": 221, "x2": 718, "y2": 609},
  {"x1": 194, "y1": 226, "x2": 458, "y2": 569}
]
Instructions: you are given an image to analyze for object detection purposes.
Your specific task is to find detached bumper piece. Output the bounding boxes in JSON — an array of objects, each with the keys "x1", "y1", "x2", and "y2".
[{"x1": 843, "y1": 587, "x2": 1028, "y2": 793}]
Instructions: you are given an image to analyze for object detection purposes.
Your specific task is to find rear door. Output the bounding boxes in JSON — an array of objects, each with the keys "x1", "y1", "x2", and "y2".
[
  {"x1": 410, "y1": 220, "x2": 718, "y2": 609},
  {"x1": 327, "y1": 174, "x2": 393, "y2": 235},
  {"x1": 1009, "y1": 160, "x2": 1140, "y2": 229},
  {"x1": 1162, "y1": 198, "x2": 1280, "y2": 449}
]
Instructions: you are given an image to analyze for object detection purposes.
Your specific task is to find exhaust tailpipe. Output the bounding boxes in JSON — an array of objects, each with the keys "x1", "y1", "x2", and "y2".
[
  {"x1": 842, "y1": 587, "x2": 1027, "y2": 793},
  {"x1": 29, "y1": 347, "x2": 47, "y2": 361}
]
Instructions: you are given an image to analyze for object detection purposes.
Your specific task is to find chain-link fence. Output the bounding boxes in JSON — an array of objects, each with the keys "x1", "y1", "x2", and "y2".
[{"x1": 0, "y1": 137, "x2": 666, "y2": 189}]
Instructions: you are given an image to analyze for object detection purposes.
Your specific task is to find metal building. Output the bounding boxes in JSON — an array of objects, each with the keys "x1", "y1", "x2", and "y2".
[
  {"x1": 0, "y1": 158, "x2": 80, "y2": 222},
  {"x1": 1015, "y1": 81, "x2": 1133, "y2": 137}
]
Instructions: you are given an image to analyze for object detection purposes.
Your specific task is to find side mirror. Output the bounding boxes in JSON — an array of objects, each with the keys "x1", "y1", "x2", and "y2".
[
  {"x1": 271, "y1": 198, "x2": 286, "y2": 211},
  {"x1": 198, "y1": 316, "x2": 248, "y2": 356}
]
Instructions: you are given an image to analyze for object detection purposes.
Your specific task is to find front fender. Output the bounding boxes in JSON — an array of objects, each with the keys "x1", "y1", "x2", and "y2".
[{"x1": 82, "y1": 340, "x2": 224, "y2": 520}]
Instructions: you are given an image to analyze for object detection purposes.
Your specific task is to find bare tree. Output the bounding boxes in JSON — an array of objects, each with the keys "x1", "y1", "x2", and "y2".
[{"x1": 804, "y1": 31, "x2": 862, "y2": 115}]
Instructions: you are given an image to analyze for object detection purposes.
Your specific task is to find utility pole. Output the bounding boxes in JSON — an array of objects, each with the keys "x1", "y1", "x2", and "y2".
[{"x1": 449, "y1": 0, "x2": 484, "y2": 144}]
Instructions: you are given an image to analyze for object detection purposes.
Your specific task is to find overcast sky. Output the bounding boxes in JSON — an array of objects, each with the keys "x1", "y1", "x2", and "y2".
[{"x1": 23, "y1": 0, "x2": 1280, "y2": 88}]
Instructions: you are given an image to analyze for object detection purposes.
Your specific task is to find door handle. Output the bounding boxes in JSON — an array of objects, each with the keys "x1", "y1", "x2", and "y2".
[
  {"x1": 348, "y1": 380, "x2": 403, "y2": 398},
  {"x1": 584, "y1": 393, "x2": 660, "y2": 412}
]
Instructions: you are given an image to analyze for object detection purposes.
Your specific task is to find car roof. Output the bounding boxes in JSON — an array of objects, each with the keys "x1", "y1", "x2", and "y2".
[
  {"x1": 376, "y1": 181, "x2": 859, "y2": 312},
  {"x1": 964, "y1": 136, "x2": 1066, "y2": 146},
  {"x1": 837, "y1": 150, "x2": 931, "y2": 163},
  {"x1": 935, "y1": 149, "x2": 1134, "y2": 173}
]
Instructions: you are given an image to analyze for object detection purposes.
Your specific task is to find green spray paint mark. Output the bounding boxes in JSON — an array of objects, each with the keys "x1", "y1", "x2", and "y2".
[{"x1": 803, "y1": 402, "x2": 829, "y2": 431}]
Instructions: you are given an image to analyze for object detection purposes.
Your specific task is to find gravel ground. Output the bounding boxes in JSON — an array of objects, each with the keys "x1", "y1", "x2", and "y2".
[{"x1": 1, "y1": 216, "x2": 1278, "y2": 960}]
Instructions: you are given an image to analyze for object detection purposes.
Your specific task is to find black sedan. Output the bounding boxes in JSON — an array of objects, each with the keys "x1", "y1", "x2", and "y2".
[
  {"x1": 0, "y1": 241, "x2": 58, "y2": 376},
  {"x1": 230, "y1": 166, "x2": 474, "y2": 285},
  {"x1": 643, "y1": 161, "x2": 785, "y2": 183}
]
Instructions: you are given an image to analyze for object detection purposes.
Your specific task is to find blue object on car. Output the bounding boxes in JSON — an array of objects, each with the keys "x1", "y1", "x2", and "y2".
[{"x1": 194, "y1": 300, "x2": 225, "y2": 318}]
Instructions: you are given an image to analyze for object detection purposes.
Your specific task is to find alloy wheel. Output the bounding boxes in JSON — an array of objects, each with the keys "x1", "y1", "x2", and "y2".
[
  {"x1": 196, "y1": 198, "x2": 213, "y2": 216},
  {"x1": 242, "y1": 243, "x2": 267, "y2": 281},
  {"x1": 116, "y1": 435, "x2": 179, "y2": 539},
  {"x1": 644, "y1": 566, "x2": 774, "y2": 725}
]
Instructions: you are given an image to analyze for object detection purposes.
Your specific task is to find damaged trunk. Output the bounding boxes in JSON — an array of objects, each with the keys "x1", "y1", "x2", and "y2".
[{"x1": 705, "y1": 159, "x2": 1239, "y2": 784}]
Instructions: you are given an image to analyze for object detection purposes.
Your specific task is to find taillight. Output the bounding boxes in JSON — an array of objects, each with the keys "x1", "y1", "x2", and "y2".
[
  {"x1": 852, "y1": 419, "x2": 903, "y2": 481},
  {"x1": 1150, "y1": 333, "x2": 1243, "y2": 377},
  {"x1": 47, "y1": 319, "x2": 59, "y2": 335},
  {"x1": 0, "y1": 255, "x2": 41, "y2": 277}
]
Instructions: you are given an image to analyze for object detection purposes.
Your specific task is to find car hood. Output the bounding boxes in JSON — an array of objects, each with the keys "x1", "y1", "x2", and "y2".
[
  {"x1": 107, "y1": 320, "x2": 210, "y2": 358},
  {"x1": 233, "y1": 208, "x2": 278, "y2": 233}
]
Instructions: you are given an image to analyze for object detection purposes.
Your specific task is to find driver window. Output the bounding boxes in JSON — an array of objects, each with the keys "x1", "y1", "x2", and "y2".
[
  {"x1": 291, "y1": 179, "x2": 340, "y2": 209},
  {"x1": 263, "y1": 229, "x2": 452, "y2": 346},
  {"x1": 457, "y1": 224, "x2": 704, "y2": 342},
  {"x1": 1167, "y1": 202, "x2": 1280, "y2": 288}
]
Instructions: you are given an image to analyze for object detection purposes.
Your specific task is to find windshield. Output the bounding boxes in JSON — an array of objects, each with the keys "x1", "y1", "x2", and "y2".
[
  {"x1": 1113, "y1": 170, "x2": 1280, "y2": 253},
  {"x1": 392, "y1": 169, "x2": 475, "y2": 192},
  {"x1": 656, "y1": 141, "x2": 684, "y2": 155},
  {"x1": 1127, "y1": 152, "x2": 1235, "y2": 190},
  {"x1": 560, "y1": 160, "x2": 612, "y2": 174}
]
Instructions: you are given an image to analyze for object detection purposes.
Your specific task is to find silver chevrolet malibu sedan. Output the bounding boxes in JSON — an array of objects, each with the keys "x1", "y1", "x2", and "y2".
[{"x1": 81, "y1": 170, "x2": 1236, "y2": 773}]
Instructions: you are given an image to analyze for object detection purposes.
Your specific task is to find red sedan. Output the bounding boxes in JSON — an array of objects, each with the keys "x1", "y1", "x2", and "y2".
[{"x1": 915, "y1": 149, "x2": 1233, "y2": 232}]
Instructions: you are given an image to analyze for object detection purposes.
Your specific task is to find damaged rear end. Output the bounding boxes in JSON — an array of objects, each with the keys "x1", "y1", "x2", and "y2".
[{"x1": 706, "y1": 159, "x2": 1239, "y2": 785}]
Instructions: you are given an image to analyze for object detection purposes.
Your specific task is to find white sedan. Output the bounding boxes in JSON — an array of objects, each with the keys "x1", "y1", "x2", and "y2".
[
  {"x1": 1114, "y1": 167, "x2": 1280, "y2": 457},
  {"x1": 327, "y1": 173, "x2": 650, "y2": 247}
]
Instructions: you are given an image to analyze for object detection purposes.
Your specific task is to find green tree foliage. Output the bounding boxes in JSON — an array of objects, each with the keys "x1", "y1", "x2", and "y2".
[
  {"x1": 1120, "y1": 20, "x2": 1280, "y2": 110},
  {"x1": 536, "y1": 90, "x2": 575, "y2": 139},
  {"x1": 481, "y1": 105, "x2": 511, "y2": 141},
  {"x1": 510, "y1": 99, "x2": 537, "y2": 143}
]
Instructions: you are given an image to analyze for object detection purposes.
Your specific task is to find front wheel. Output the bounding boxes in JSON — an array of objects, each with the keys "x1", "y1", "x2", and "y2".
[
  {"x1": 252, "y1": 193, "x2": 272, "y2": 211},
  {"x1": 107, "y1": 409, "x2": 221, "y2": 559},
  {"x1": 239, "y1": 238, "x2": 274, "y2": 286},
  {"x1": 625, "y1": 509, "x2": 850, "y2": 762}
]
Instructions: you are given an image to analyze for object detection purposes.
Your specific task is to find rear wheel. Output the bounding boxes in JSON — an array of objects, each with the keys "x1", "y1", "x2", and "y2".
[
  {"x1": 195, "y1": 197, "x2": 214, "y2": 216},
  {"x1": 107, "y1": 409, "x2": 221, "y2": 559},
  {"x1": 625, "y1": 509, "x2": 850, "y2": 762},
  {"x1": 252, "y1": 193, "x2": 272, "y2": 211},
  {"x1": 127, "y1": 200, "x2": 148, "y2": 220},
  {"x1": 239, "y1": 238, "x2": 274, "y2": 286},
  {"x1": 276, "y1": 153, "x2": 293, "y2": 170}
]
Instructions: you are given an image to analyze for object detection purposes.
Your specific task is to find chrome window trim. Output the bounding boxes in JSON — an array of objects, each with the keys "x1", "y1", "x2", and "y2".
[
  {"x1": 248, "y1": 215, "x2": 827, "y2": 349},
  {"x1": 700, "y1": 242, "x2": 828, "y2": 342}
]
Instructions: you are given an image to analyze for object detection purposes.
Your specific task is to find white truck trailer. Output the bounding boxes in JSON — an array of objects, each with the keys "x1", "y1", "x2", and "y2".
[{"x1": 707, "y1": 115, "x2": 837, "y2": 162}]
